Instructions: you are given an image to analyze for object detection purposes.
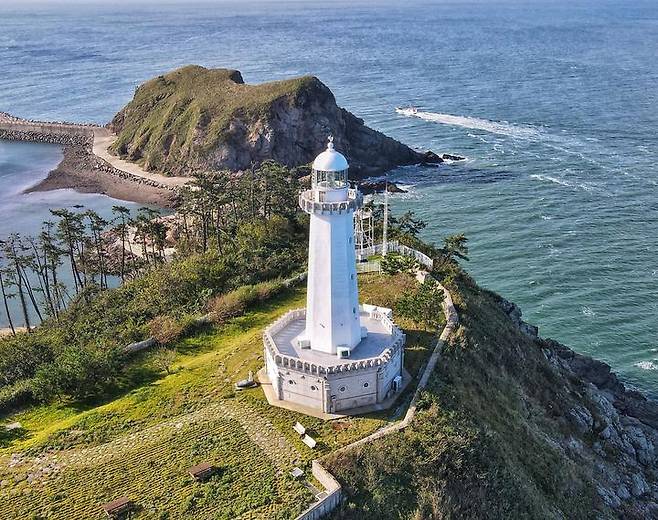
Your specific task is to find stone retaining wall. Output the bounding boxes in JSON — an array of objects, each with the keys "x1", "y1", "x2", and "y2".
[
  {"x1": 295, "y1": 461, "x2": 342, "y2": 520},
  {"x1": 0, "y1": 128, "x2": 91, "y2": 148},
  {"x1": 297, "y1": 256, "x2": 459, "y2": 519}
]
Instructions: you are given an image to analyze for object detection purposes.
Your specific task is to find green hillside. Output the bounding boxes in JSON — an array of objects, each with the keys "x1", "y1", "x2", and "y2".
[
  {"x1": 0, "y1": 273, "x2": 436, "y2": 519},
  {"x1": 109, "y1": 65, "x2": 320, "y2": 175},
  {"x1": 326, "y1": 271, "x2": 610, "y2": 519}
]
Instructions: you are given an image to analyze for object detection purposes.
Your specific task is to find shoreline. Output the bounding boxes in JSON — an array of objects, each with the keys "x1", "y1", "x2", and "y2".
[
  {"x1": 24, "y1": 144, "x2": 179, "y2": 209},
  {"x1": 0, "y1": 112, "x2": 191, "y2": 209}
]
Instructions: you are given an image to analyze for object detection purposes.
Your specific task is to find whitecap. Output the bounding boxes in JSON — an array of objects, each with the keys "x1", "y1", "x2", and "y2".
[
  {"x1": 635, "y1": 361, "x2": 658, "y2": 371},
  {"x1": 581, "y1": 306, "x2": 596, "y2": 317},
  {"x1": 530, "y1": 173, "x2": 573, "y2": 188}
]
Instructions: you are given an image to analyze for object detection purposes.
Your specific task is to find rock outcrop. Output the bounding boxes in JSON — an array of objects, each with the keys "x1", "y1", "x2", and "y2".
[
  {"x1": 108, "y1": 65, "x2": 440, "y2": 177},
  {"x1": 328, "y1": 275, "x2": 658, "y2": 519},
  {"x1": 499, "y1": 295, "x2": 658, "y2": 517}
]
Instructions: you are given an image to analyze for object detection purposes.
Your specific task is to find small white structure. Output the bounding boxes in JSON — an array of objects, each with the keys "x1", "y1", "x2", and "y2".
[{"x1": 262, "y1": 138, "x2": 406, "y2": 415}]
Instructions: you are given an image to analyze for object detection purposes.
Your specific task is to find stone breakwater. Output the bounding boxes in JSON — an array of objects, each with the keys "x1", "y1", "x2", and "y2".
[
  {"x1": 0, "y1": 128, "x2": 91, "y2": 148},
  {"x1": 0, "y1": 112, "x2": 180, "y2": 195}
]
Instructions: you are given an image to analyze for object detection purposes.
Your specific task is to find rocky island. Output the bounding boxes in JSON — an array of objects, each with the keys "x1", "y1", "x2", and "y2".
[
  {"x1": 1, "y1": 66, "x2": 445, "y2": 206},
  {"x1": 109, "y1": 65, "x2": 440, "y2": 178}
]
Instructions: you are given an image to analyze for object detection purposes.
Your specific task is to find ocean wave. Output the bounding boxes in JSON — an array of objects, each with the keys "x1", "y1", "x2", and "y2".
[
  {"x1": 395, "y1": 107, "x2": 542, "y2": 139},
  {"x1": 581, "y1": 306, "x2": 596, "y2": 317},
  {"x1": 635, "y1": 361, "x2": 658, "y2": 371},
  {"x1": 530, "y1": 174, "x2": 572, "y2": 188},
  {"x1": 529, "y1": 174, "x2": 596, "y2": 192}
]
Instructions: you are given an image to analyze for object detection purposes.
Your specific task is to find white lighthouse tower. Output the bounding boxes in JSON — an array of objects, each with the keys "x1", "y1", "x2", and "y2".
[
  {"x1": 300, "y1": 136, "x2": 363, "y2": 355},
  {"x1": 261, "y1": 137, "x2": 406, "y2": 416}
]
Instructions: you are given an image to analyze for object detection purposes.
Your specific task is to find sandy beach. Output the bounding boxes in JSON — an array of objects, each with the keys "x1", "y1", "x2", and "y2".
[
  {"x1": 26, "y1": 144, "x2": 181, "y2": 208},
  {"x1": 1, "y1": 113, "x2": 191, "y2": 208}
]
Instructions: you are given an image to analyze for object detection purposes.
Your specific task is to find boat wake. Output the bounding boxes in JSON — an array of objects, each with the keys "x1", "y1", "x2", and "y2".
[{"x1": 395, "y1": 107, "x2": 542, "y2": 139}]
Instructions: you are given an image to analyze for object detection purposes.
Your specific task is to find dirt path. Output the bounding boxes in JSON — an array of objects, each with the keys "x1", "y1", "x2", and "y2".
[{"x1": 92, "y1": 128, "x2": 191, "y2": 188}]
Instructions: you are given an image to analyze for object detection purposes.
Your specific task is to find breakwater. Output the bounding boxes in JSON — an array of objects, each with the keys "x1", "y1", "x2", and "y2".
[{"x1": 0, "y1": 112, "x2": 182, "y2": 194}]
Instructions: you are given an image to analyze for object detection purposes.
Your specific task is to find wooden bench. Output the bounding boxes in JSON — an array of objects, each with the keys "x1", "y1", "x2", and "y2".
[
  {"x1": 293, "y1": 421, "x2": 306, "y2": 436},
  {"x1": 301, "y1": 434, "x2": 317, "y2": 449},
  {"x1": 188, "y1": 462, "x2": 216, "y2": 481},
  {"x1": 101, "y1": 497, "x2": 132, "y2": 518}
]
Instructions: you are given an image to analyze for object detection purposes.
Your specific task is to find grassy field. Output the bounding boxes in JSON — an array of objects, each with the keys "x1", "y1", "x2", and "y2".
[{"x1": 0, "y1": 272, "x2": 436, "y2": 519}]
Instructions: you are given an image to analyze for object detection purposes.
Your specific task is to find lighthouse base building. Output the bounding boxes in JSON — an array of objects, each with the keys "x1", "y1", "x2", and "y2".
[{"x1": 260, "y1": 138, "x2": 406, "y2": 417}]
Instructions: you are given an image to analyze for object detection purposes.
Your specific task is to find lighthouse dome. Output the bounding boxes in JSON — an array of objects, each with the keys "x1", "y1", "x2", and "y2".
[{"x1": 312, "y1": 137, "x2": 348, "y2": 172}]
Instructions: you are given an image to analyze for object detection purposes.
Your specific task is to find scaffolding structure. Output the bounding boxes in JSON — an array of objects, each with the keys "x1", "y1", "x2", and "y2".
[{"x1": 354, "y1": 207, "x2": 374, "y2": 261}]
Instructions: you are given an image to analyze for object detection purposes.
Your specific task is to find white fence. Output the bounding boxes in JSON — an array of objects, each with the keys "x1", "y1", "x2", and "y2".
[
  {"x1": 356, "y1": 241, "x2": 434, "y2": 270},
  {"x1": 356, "y1": 261, "x2": 381, "y2": 273}
]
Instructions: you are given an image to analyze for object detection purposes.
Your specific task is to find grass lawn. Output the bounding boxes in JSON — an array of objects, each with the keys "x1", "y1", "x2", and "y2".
[{"x1": 0, "y1": 272, "x2": 437, "y2": 519}]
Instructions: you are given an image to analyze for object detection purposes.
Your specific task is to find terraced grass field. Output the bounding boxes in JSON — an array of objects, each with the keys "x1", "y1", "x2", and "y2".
[{"x1": 0, "y1": 273, "x2": 436, "y2": 519}]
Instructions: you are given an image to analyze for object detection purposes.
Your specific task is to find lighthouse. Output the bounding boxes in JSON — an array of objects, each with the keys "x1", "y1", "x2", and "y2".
[
  {"x1": 261, "y1": 137, "x2": 406, "y2": 416},
  {"x1": 299, "y1": 136, "x2": 364, "y2": 356}
]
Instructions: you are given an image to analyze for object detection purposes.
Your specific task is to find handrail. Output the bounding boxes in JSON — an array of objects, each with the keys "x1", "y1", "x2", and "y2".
[{"x1": 298, "y1": 189, "x2": 363, "y2": 215}]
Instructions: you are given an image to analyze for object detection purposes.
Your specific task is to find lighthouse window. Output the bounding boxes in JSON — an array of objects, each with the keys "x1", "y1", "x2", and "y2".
[
  {"x1": 314, "y1": 169, "x2": 348, "y2": 189},
  {"x1": 339, "y1": 386, "x2": 346, "y2": 392},
  {"x1": 363, "y1": 382, "x2": 369, "y2": 388},
  {"x1": 348, "y1": 237, "x2": 352, "y2": 244},
  {"x1": 352, "y1": 307, "x2": 356, "y2": 314}
]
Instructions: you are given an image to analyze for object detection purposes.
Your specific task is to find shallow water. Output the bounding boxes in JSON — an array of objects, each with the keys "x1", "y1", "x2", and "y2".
[{"x1": 0, "y1": 0, "x2": 656, "y2": 394}]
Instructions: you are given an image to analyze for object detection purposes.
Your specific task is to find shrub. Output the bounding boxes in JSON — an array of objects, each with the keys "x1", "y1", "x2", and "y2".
[
  {"x1": 381, "y1": 253, "x2": 419, "y2": 275},
  {"x1": 31, "y1": 346, "x2": 122, "y2": 402},
  {"x1": 149, "y1": 315, "x2": 185, "y2": 346},
  {"x1": 396, "y1": 278, "x2": 445, "y2": 331},
  {"x1": 0, "y1": 379, "x2": 35, "y2": 414},
  {"x1": 151, "y1": 346, "x2": 177, "y2": 375},
  {"x1": 207, "y1": 279, "x2": 285, "y2": 324}
]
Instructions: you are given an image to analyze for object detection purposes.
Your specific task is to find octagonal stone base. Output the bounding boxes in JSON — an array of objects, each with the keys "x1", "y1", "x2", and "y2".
[{"x1": 261, "y1": 306, "x2": 407, "y2": 417}]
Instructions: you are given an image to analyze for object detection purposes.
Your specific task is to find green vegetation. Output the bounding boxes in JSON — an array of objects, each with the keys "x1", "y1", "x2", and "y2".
[
  {"x1": 326, "y1": 268, "x2": 605, "y2": 520},
  {"x1": 0, "y1": 272, "x2": 436, "y2": 519},
  {"x1": 0, "y1": 161, "x2": 305, "y2": 411},
  {"x1": 395, "y1": 277, "x2": 444, "y2": 331},
  {"x1": 109, "y1": 65, "x2": 322, "y2": 175}
]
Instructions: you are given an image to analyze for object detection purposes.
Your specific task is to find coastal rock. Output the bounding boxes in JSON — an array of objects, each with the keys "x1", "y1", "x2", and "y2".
[
  {"x1": 441, "y1": 153, "x2": 466, "y2": 161},
  {"x1": 109, "y1": 65, "x2": 438, "y2": 178},
  {"x1": 358, "y1": 181, "x2": 408, "y2": 195},
  {"x1": 497, "y1": 296, "x2": 539, "y2": 338}
]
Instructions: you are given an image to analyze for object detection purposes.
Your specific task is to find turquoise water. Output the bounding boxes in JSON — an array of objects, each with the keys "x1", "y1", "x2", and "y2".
[{"x1": 0, "y1": 0, "x2": 656, "y2": 394}]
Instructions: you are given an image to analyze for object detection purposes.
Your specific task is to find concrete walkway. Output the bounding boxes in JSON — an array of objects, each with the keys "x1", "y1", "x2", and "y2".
[{"x1": 91, "y1": 128, "x2": 191, "y2": 188}]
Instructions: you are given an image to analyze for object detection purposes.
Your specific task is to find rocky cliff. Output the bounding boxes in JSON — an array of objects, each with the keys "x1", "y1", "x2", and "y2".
[
  {"x1": 109, "y1": 65, "x2": 438, "y2": 177},
  {"x1": 326, "y1": 271, "x2": 658, "y2": 519}
]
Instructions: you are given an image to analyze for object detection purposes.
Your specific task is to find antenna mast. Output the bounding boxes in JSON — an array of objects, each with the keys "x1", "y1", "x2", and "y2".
[{"x1": 382, "y1": 179, "x2": 389, "y2": 256}]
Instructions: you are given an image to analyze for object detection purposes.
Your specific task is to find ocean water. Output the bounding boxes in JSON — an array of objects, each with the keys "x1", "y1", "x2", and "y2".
[{"x1": 0, "y1": 0, "x2": 656, "y2": 394}]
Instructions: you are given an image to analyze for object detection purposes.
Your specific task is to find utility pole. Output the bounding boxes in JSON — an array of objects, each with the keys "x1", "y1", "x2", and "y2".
[{"x1": 382, "y1": 177, "x2": 389, "y2": 256}]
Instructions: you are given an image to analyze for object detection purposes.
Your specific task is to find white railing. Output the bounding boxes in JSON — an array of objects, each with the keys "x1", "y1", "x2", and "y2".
[
  {"x1": 356, "y1": 241, "x2": 434, "y2": 269},
  {"x1": 299, "y1": 189, "x2": 363, "y2": 215},
  {"x1": 356, "y1": 261, "x2": 380, "y2": 273},
  {"x1": 264, "y1": 307, "x2": 404, "y2": 375}
]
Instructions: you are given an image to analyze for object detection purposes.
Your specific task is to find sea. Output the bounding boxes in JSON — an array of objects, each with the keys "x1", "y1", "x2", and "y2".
[{"x1": 0, "y1": 0, "x2": 656, "y2": 395}]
